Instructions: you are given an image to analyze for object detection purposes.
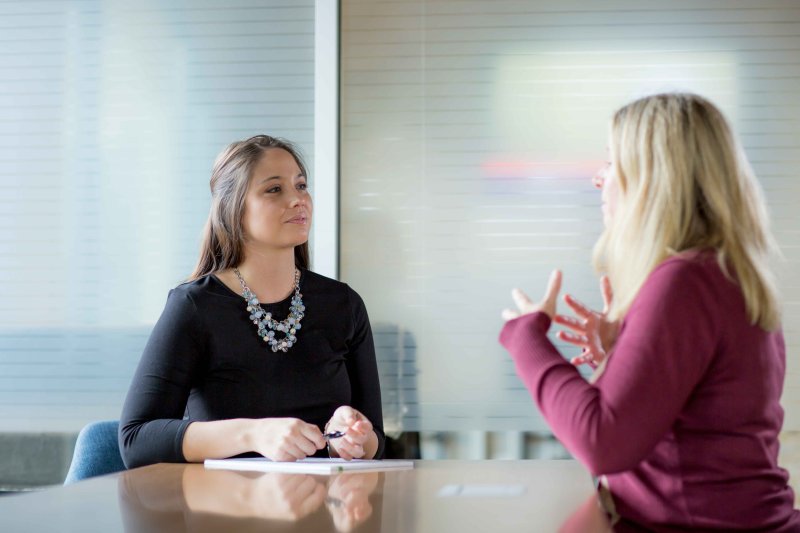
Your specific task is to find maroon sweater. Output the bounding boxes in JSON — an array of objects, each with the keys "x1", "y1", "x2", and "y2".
[{"x1": 500, "y1": 252, "x2": 799, "y2": 531}]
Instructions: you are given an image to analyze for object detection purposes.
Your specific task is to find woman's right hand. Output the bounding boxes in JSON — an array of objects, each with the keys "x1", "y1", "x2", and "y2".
[
  {"x1": 553, "y1": 276, "x2": 620, "y2": 369},
  {"x1": 249, "y1": 418, "x2": 326, "y2": 461}
]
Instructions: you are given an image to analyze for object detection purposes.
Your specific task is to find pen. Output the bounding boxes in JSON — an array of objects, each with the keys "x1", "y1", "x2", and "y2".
[{"x1": 324, "y1": 430, "x2": 346, "y2": 440}]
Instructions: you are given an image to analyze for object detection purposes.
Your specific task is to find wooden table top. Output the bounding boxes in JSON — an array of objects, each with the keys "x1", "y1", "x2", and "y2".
[{"x1": 0, "y1": 460, "x2": 611, "y2": 532}]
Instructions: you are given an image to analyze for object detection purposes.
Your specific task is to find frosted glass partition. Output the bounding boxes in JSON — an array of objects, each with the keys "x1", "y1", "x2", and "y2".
[
  {"x1": 340, "y1": 0, "x2": 800, "y2": 433},
  {"x1": 0, "y1": 0, "x2": 315, "y2": 431}
]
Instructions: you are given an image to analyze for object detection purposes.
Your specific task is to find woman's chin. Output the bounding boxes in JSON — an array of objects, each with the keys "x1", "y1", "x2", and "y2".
[
  {"x1": 289, "y1": 235, "x2": 310, "y2": 247},
  {"x1": 285, "y1": 226, "x2": 310, "y2": 241}
]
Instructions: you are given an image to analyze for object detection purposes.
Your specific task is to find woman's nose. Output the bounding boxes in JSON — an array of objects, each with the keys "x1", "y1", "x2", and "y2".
[
  {"x1": 593, "y1": 162, "x2": 611, "y2": 189},
  {"x1": 592, "y1": 172, "x2": 605, "y2": 189},
  {"x1": 289, "y1": 191, "x2": 307, "y2": 208}
]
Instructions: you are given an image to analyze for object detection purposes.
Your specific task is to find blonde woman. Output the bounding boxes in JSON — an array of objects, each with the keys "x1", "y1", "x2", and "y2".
[
  {"x1": 500, "y1": 94, "x2": 799, "y2": 530},
  {"x1": 120, "y1": 135, "x2": 383, "y2": 468}
]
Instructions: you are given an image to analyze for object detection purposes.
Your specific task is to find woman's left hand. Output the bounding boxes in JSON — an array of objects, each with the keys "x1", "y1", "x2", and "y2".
[
  {"x1": 502, "y1": 270, "x2": 563, "y2": 322},
  {"x1": 553, "y1": 275, "x2": 619, "y2": 369},
  {"x1": 326, "y1": 406, "x2": 373, "y2": 460}
]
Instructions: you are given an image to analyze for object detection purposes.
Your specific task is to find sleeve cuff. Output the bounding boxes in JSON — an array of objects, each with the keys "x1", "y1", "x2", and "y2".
[{"x1": 499, "y1": 312, "x2": 551, "y2": 349}]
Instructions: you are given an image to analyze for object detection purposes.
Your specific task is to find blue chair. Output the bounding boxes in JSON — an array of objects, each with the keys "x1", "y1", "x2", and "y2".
[{"x1": 64, "y1": 420, "x2": 126, "y2": 484}]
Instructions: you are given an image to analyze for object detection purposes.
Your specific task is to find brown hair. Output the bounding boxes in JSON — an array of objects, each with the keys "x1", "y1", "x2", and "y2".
[{"x1": 189, "y1": 135, "x2": 310, "y2": 280}]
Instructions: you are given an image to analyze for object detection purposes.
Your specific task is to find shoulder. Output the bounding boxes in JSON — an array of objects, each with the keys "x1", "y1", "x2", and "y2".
[
  {"x1": 645, "y1": 249, "x2": 730, "y2": 293},
  {"x1": 301, "y1": 269, "x2": 346, "y2": 290},
  {"x1": 630, "y1": 249, "x2": 728, "y2": 320},
  {"x1": 171, "y1": 275, "x2": 216, "y2": 303},
  {"x1": 301, "y1": 269, "x2": 369, "y2": 314},
  {"x1": 166, "y1": 274, "x2": 240, "y2": 317},
  {"x1": 302, "y1": 269, "x2": 359, "y2": 298}
]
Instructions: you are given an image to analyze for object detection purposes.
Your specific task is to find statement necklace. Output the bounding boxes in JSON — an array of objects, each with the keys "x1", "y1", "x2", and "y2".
[{"x1": 233, "y1": 268, "x2": 305, "y2": 353}]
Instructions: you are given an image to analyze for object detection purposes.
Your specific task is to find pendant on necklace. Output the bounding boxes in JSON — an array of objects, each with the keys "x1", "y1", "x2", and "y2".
[{"x1": 234, "y1": 268, "x2": 305, "y2": 353}]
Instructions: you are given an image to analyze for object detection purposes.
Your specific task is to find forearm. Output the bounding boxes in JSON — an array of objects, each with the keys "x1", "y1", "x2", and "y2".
[
  {"x1": 182, "y1": 418, "x2": 255, "y2": 462},
  {"x1": 500, "y1": 313, "x2": 632, "y2": 473},
  {"x1": 500, "y1": 262, "x2": 719, "y2": 475},
  {"x1": 119, "y1": 418, "x2": 193, "y2": 468}
]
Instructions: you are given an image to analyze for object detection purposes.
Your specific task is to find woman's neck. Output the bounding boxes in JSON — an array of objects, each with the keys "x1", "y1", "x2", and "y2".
[{"x1": 234, "y1": 247, "x2": 298, "y2": 304}]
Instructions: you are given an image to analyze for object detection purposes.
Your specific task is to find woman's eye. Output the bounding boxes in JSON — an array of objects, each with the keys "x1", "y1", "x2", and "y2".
[
  {"x1": 266, "y1": 186, "x2": 281, "y2": 193},
  {"x1": 298, "y1": 182, "x2": 308, "y2": 190}
]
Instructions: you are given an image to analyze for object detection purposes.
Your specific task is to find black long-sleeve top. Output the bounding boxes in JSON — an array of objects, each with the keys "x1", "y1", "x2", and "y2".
[{"x1": 119, "y1": 269, "x2": 384, "y2": 468}]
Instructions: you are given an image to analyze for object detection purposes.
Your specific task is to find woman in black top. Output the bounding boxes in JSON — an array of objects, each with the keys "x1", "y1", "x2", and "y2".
[{"x1": 119, "y1": 135, "x2": 384, "y2": 468}]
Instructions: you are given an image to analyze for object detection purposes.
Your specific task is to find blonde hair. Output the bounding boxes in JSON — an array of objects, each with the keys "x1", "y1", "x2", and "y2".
[
  {"x1": 189, "y1": 135, "x2": 310, "y2": 281},
  {"x1": 593, "y1": 93, "x2": 780, "y2": 330}
]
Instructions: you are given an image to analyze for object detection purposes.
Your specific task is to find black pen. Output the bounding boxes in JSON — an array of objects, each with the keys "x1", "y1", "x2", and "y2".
[{"x1": 324, "y1": 430, "x2": 346, "y2": 440}]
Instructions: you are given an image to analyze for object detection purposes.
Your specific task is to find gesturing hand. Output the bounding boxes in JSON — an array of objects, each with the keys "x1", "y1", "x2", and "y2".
[
  {"x1": 501, "y1": 270, "x2": 563, "y2": 322},
  {"x1": 250, "y1": 418, "x2": 326, "y2": 462},
  {"x1": 326, "y1": 406, "x2": 373, "y2": 460},
  {"x1": 553, "y1": 275, "x2": 620, "y2": 369}
]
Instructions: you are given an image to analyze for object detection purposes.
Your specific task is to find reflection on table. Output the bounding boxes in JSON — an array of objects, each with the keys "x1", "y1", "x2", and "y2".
[
  {"x1": 119, "y1": 465, "x2": 381, "y2": 532},
  {"x1": 0, "y1": 460, "x2": 610, "y2": 532}
]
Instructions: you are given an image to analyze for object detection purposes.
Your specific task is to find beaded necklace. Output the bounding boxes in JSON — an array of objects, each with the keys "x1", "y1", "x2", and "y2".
[{"x1": 233, "y1": 268, "x2": 305, "y2": 353}]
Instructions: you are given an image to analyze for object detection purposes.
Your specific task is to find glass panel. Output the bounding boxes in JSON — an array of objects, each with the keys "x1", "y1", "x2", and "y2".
[
  {"x1": 340, "y1": 0, "x2": 800, "y2": 432},
  {"x1": 0, "y1": 0, "x2": 315, "y2": 431}
]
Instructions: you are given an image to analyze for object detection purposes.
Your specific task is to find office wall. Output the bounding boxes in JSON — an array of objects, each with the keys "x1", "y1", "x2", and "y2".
[
  {"x1": 339, "y1": 0, "x2": 800, "y2": 432},
  {"x1": 0, "y1": 0, "x2": 315, "y2": 431},
  {"x1": 2, "y1": 0, "x2": 799, "y2": 442}
]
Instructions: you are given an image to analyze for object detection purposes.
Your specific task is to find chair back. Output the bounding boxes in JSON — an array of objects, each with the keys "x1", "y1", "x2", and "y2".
[{"x1": 63, "y1": 420, "x2": 126, "y2": 484}]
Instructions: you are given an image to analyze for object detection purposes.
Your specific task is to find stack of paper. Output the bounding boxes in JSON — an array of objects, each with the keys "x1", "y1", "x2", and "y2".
[{"x1": 204, "y1": 457, "x2": 414, "y2": 475}]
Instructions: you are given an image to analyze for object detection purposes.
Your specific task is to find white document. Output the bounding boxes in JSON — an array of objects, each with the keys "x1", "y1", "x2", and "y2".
[
  {"x1": 437, "y1": 484, "x2": 527, "y2": 498},
  {"x1": 204, "y1": 457, "x2": 414, "y2": 475}
]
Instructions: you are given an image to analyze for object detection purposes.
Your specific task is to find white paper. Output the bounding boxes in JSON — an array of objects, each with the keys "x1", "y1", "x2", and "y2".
[
  {"x1": 204, "y1": 457, "x2": 414, "y2": 475},
  {"x1": 437, "y1": 484, "x2": 527, "y2": 498}
]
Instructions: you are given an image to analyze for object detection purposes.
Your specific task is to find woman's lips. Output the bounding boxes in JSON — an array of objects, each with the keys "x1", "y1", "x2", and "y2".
[{"x1": 286, "y1": 215, "x2": 308, "y2": 224}]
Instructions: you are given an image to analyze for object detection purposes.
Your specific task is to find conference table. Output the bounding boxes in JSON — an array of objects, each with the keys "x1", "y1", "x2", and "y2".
[{"x1": 0, "y1": 460, "x2": 613, "y2": 532}]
